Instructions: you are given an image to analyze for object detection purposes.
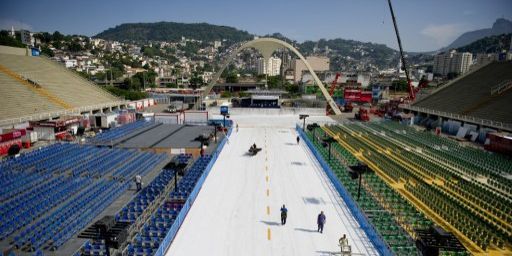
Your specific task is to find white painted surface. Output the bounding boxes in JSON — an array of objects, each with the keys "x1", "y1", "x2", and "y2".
[{"x1": 166, "y1": 114, "x2": 376, "y2": 256}]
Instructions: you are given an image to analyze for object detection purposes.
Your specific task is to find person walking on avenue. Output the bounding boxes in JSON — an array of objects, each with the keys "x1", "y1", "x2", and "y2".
[
  {"x1": 236, "y1": 123, "x2": 239, "y2": 132},
  {"x1": 135, "y1": 174, "x2": 142, "y2": 192},
  {"x1": 296, "y1": 136, "x2": 300, "y2": 145},
  {"x1": 280, "y1": 205, "x2": 288, "y2": 225},
  {"x1": 317, "y1": 211, "x2": 326, "y2": 233}
]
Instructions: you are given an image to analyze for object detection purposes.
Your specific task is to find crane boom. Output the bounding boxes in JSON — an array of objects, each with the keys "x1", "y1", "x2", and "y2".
[
  {"x1": 329, "y1": 73, "x2": 341, "y2": 96},
  {"x1": 387, "y1": 0, "x2": 415, "y2": 100},
  {"x1": 326, "y1": 73, "x2": 341, "y2": 115}
]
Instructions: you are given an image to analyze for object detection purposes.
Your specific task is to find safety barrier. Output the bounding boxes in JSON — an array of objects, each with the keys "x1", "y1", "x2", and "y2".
[
  {"x1": 154, "y1": 127, "x2": 232, "y2": 256},
  {"x1": 296, "y1": 124, "x2": 393, "y2": 256}
]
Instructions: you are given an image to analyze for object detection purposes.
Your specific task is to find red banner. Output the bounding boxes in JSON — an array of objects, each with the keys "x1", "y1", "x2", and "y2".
[{"x1": 0, "y1": 129, "x2": 26, "y2": 143}]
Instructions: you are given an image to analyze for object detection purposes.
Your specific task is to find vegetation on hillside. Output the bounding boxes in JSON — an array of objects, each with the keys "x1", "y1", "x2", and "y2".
[
  {"x1": 104, "y1": 86, "x2": 148, "y2": 101},
  {"x1": 456, "y1": 33, "x2": 511, "y2": 54},
  {"x1": 95, "y1": 22, "x2": 253, "y2": 43},
  {"x1": 0, "y1": 30, "x2": 25, "y2": 48},
  {"x1": 299, "y1": 38, "x2": 398, "y2": 68}
]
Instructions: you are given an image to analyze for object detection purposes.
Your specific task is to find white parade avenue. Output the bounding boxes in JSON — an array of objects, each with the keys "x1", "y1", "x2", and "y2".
[{"x1": 166, "y1": 114, "x2": 377, "y2": 256}]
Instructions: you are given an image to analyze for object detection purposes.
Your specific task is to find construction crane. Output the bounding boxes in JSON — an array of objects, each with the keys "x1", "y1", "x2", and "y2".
[
  {"x1": 326, "y1": 73, "x2": 341, "y2": 115},
  {"x1": 387, "y1": 0, "x2": 416, "y2": 100}
]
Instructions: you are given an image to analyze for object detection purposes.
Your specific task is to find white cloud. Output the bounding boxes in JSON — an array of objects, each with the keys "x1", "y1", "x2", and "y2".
[
  {"x1": 420, "y1": 23, "x2": 465, "y2": 47},
  {"x1": 0, "y1": 19, "x2": 33, "y2": 31}
]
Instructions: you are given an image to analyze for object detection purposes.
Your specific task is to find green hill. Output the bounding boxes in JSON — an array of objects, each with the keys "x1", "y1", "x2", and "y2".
[
  {"x1": 456, "y1": 33, "x2": 511, "y2": 54},
  {"x1": 95, "y1": 22, "x2": 253, "y2": 42}
]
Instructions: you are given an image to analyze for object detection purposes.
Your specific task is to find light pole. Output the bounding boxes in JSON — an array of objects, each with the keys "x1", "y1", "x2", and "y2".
[
  {"x1": 322, "y1": 137, "x2": 336, "y2": 161},
  {"x1": 213, "y1": 123, "x2": 220, "y2": 143},
  {"x1": 306, "y1": 123, "x2": 319, "y2": 142},
  {"x1": 299, "y1": 114, "x2": 309, "y2": 131},
  {"x1": 348, "y1": 163, "x2": 371, "y2": 201}
]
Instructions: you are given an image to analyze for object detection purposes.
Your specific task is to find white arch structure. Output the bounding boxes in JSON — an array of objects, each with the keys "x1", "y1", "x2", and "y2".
[{"x1": 202, "y1": 38, "x2": 341, "y2": 115}]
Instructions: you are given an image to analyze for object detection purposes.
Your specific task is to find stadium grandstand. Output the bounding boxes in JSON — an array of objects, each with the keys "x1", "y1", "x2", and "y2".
[
  {"x1": 0, "y1": 46, "x2": 126, "y2": 127},
  {"x1": 0, "y1": 42, "x2": 511, "y2": 256},
  {"x1": 403, "y1": 61, "x2": 512, "y2": 132},
  {"x1": 0, "y1": 117, "x2": 226, "y2": 256}
]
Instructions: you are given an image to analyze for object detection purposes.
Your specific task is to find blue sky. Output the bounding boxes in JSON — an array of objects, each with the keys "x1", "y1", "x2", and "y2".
[{"x1": 1, "y1": 0, "x2": 511, "y2": 51}]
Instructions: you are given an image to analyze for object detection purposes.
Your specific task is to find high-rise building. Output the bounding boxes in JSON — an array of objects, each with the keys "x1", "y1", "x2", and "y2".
[
  {"x1": 433, "y1": 50, "x2": 473, "y2": 76},
  {"x1": 257, "y1": 57, "x2": 282, "y2": 76},
  {"x1": 292, "y1": 56, "x2": 330, "y2": 82}
]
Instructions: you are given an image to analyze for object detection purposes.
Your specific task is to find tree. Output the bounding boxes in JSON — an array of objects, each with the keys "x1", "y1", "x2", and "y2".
[
  {"x1": 267, "y1": 75, "x2": 282, "y2": 89},
  {"x1": 105, "y1": 86, "x2": 148, "y2": 100},
  {"x1": 256, "y1": 74, "x2": 267, "y2": 82},
  {"x1": 0, "y1": 31, "x2": 24, "y2": 48},
  {"x1": 221, "y1": 91, "x2": 232, "y2": 98},
  {"x1": 121, "y1": 77, "x2": 142, "y2": 90},
  {"x1": 41, "y1": 46, "x2": 54, "y2": 57},
  {"x1": 225, "y1": 73, "x2": 238, "y2": 83},
  {"x1": 52, "y1": 31, "x2": 64, "y2": 42},
  {"x1": 142, "y1": 45, "x2": 162, "y2": 57},
  {"x1": 190, "y1": 72, "x2": 204, "y2": 89},
  {"x1": 285, "y1": 82, "x2": 299, "y2": 94},
  {"x1": 52, "y1": 40, "x2": 62, "y2": 49},
  {"x1": 238, "y1": 91, "x2": 249, "y2": 97},
  {"x1": 391, "y1": 79, "x2": 408, "y2": 92},
  {"x1": 94, "y1": 71, "x2": 106, "y2": 81},
  {"x1": 68, "y1": 41, "x2": 83, "y2": 52},
  {"x1": 36, "y1": 32, "x2": 52, "y2": 43}
]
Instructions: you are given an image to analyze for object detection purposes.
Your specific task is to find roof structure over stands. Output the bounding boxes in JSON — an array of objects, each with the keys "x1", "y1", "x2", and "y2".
[
  {"x1": 405, "y1": 61, "x2": 512, "y2": 131},
  {"x1": 0, "y1": 46, "x2": 126, "y2": 127}
]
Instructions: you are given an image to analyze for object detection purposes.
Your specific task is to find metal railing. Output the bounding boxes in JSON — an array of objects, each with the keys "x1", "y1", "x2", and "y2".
[
  {"x1": 296, "y1": 125, "x2": 392, "y2": 256},
  {"x1": 0, "y1": 101, "x2": 127, "y2": 127},
  {"x1": 401, "y1": 104, "x2": 512, "y2": 131},
  {"x1": 491, "y1": 79, "x2": 512, "y2": 96},
  {"x1": 153, "y1": 127, "x2": 233, "y2": 256}
]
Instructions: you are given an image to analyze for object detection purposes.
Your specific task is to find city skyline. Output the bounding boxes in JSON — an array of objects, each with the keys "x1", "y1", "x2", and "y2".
[{"x1": 0, "y1": 0, "x2": 511, "y2": 52}]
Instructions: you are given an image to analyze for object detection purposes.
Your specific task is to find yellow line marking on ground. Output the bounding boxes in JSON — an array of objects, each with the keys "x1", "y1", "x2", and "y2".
[
  {"x1": 267, "y1": 228, "x2": 271, "y2": 240},
  {"x1": 266, "y1": 189, "x2": 270, "y2": 197},
  {"x1": 266, "y1": 176, "x2": 269, "y2": 182},
  {"x1": 267, "y1": 206, "x2": 270, "y2": 215}
]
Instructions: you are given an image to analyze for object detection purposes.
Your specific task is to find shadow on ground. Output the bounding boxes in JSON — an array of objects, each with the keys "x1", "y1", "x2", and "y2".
[
  {"x1": 302, "y1": 197, "x2": 323, "y2": 204},
  {"x1": 295, "y1": 227, "x2": 318, "y2": 233},
  {"x1": 260, "y1": 220, "x2": 281, "y2": 226}
]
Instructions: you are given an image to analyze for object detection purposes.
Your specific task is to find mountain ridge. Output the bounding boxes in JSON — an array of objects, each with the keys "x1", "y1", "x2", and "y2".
[
  {"x1": 94, "y1": 21, "x2": 253, "y2": 43},
  {"x1": 442, "y1": 18, "x2": 512, "y2": 51}
]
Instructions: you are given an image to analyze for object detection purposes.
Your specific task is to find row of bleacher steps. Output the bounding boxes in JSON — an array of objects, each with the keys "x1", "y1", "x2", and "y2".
[
  {"x1": 0, "y1": 54, "x2": 119, "y2": 109},
  {"x1": 125, "y1": 156, "x2": 212, "y2": 256},
  {"x1": 0, "y1": 72, "x2": 63, "y2": 120},
  {"x1": 413, "y1": 61, "x2": 512, "y2": 112},
  {"x1": 465, "y1": 88, "x2": 512, "y2": 124},
  {"x1": 0, "y1": 142, "x2": 170, "y2": 254},
  {"x1": 320, "y1": 121, "x2": 512, "y2": 254},
  {"x1": 73, "y1": 154, "x2": 193, "y2": 256}
]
